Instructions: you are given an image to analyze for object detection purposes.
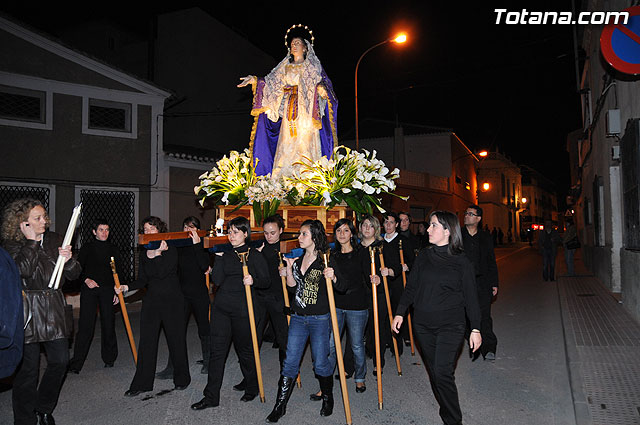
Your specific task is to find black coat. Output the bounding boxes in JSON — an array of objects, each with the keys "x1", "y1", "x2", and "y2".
[
  {"x1": 4, "y1": 232, "x2": 81, "y2": 343},
  {"x1": 177, "y1": 241, "x2": 210, "y2": 298},
  {"x1": 461, "y1": 227, "x2": 498, "y2": 305}
]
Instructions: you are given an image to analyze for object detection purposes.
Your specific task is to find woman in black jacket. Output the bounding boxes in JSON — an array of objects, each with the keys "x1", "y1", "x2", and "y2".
[
  {"x1": 115, "y1": 216, "x2": 191, "y2": 397},
  {"x1": 191, "y1": 216, "x2": 270, "y2": 410},
  {"x1": 392, "y1": 210, "x2": 482, "y2": 425},
  {"x1": 2, "y1": 198, "x2": 81, "y2": 425}
]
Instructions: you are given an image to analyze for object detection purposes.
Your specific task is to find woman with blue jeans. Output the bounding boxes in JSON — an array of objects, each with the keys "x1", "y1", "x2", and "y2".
[
  {"x1": 266, "y1": 219, "x2": 347, "y2": 423},
  {"x1": 311, "y1": 218, "x2": 369, "y2": 401}
]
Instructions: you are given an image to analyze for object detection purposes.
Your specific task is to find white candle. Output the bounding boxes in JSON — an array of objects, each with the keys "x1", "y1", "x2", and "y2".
[{"x1": 49, "y1": 203, "x2": 82, "y2": 289}]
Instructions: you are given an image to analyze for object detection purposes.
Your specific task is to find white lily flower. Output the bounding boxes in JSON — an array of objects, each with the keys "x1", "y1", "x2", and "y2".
[
  {"x1": 222, "y1": 192, "x2": 230, "y2": 205},
  {"x1": 342, "y1": 188, "x2": 351, "y2": 193},
  {"x1": 322, "y1": 191, "x2": 332, "y2": 204},
  {"x1": 363, "y1": 183, "x2": 375, "y2": 194}
]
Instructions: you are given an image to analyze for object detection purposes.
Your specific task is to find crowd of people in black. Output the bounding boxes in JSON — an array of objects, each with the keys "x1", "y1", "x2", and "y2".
[{"x1": 2, "y1": 198, "x2": 506, "y2": 425}]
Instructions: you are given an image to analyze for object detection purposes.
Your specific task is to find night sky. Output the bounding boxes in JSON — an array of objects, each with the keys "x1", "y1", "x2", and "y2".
[{"x1": 1, "y1": 2, "x2": 583, "y2": 205}]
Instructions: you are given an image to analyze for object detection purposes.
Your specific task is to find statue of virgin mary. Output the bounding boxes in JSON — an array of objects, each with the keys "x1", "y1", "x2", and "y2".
[{"x1": 238, "y1": 24, "x2": 338, "y2": 178}]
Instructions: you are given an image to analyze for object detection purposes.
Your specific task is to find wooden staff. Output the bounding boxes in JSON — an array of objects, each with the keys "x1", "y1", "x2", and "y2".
[
  {"x1": 369, "y1": 247, "x2": 383, "y2": 410},
  {"x1": 238, "y1": 251, "x2": 265, "y2": 403},
  {"x1": 377, "y1": 246, "x2": 402, "y2": 376},
  {"x1": 279, "y1": 253, "x2": 302, "y2": 388},
  {"x1": 398, "y1": 240, "x2": 415, "y2": 356},
  {"x1": 323, "y1": 253, "x2": 352, "y2": 425},
  {"x1": 110, "y1": 257, "x2": 137, "y2": 364}
]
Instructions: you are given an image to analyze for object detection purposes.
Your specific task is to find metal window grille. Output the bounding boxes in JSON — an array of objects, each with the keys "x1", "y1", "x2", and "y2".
[
  {"x1": 79, "y1": 189, "x2": 136, "y2": 284},
  {"x1": 88, "y1": 99, "x2": 131, "y2": 132},
  {"x1": 89, "y1": 105, "x2": 126, "y2": 130},
  {"x1": 0, "y1": 90, "x2": 44, "y2": 122},
  {"x1": 0, "y1": 185, "x2": 50, "y2": 219}
]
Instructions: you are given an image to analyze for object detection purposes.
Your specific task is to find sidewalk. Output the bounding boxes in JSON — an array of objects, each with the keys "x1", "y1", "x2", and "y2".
[{"x1": 556, "y1": 250, "x2": 640, "y2": 425}]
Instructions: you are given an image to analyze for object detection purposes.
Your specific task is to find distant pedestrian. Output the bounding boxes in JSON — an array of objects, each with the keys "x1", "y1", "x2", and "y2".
[
  {"x1": 491, "y1": 227, "x2": 498, "y2": 246},
  {"x1": 416, "y1": 221, "x2": 429, "y2": 248},
  {"x1": 507, "y1": 229, "x2": 512, "y2": 244},
  {"x1": 538, "y1": 221, "x2": 561, "y2": 281},
  {"x1": 562, "y1": 219, "x2": 579, "y2": 277},
  {"x1": 461, "y1": 205, "x2": 499, "y2": 362},
  {"x1": 498, "y1": 228, "x2": 504, "y2": 245},
  {"x1": 393, "y1": 210, "x2": 481, "y2": 425}
]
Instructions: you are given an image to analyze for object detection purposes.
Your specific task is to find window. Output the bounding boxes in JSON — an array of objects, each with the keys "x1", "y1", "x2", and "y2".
[
  {"x1": 621, "y1": 119, "x2": 640, "y2": 250},
  {"x1": 88, "y1": 99, "x2": 131, "y2": 132},
  {"x1": 0, "y1": 85, "x2": 45, "y2": 123}
]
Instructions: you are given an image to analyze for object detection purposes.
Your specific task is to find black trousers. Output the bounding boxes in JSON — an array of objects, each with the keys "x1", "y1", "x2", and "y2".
[
  {"x1": 184, "y1": 293, "x2": 210, "y2": 338},
  {"x1": 478, "y1": 294, "x2": 498, "y2": 356},
  {"x1": 70, "y1": 288, "x2": 117, "y2": 370},
  {"x1": 13, "y1": 339, "x2": 68, "y2": 425},
  {"x1": 129, "y1": 294, "x2": 190, "y2": 391},
  {"x1": 204, "y1": 303, "x2": 258, "y2": 404},
  {"x1": 255, "y1": 294, "x2": 288, "y2": 366},
  {"x1": 389, "y1": 278, "x2": 406, "y2": 354},
  {"x1": 414, "y1": 316, "x2": 465, "y2": 425},
  {"x1": 366, "y1": 287, "x2": 403, "y2": 368}
]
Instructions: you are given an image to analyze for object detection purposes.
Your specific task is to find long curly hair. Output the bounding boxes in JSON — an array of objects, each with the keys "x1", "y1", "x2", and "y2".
[{"x1": 1, "y1": 198, "x2": 50, "y2": 242}]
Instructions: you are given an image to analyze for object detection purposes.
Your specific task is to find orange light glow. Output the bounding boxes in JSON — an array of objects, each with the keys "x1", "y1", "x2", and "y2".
[
  {"x1": 393, "y1": 33, "x2": 408, "y2": 43},
  {"x1": 477, "y1": 150, "x2": 488, "y2": 157},
  {"x1": 521, "y1": 197, "x2": 527, "y2": 204},
  {"x1": 482, "y1": 182, "x2": 491, "y2": 191}
]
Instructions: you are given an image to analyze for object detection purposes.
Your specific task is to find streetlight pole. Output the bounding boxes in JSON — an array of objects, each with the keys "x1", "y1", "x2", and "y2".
[{"x1": 355, "y1": 34, "x2": 407, "y2": 151}]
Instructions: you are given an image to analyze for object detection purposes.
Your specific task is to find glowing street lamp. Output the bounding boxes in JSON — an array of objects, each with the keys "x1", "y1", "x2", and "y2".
[
  {"x1": 521, "y1": 197, "x2": 527, "y2": 204},
  {"x1": 393, "y1": 33, "x2": 407, "y2": 43},
  {"x1": 477, "y1": 150, "x2": 488, "y2": 158},
  {"x1": 355, "y1": 32, "x2": 408, "y2": 150},
  {"x1": 482, "y1": 182, "x2": 491, "y2": 192}
]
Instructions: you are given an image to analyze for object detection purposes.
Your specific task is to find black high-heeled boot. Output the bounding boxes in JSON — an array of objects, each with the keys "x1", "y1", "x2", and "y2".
[
  {"x1": 265, "y1": 376, "x2": 295, "y2": 423},
  {"x1": 318, "y1": 375, "x2": 334, "y2": 417}
]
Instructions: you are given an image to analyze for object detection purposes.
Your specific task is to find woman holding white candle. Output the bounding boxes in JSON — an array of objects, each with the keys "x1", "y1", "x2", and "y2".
[{"x1": 2, "y1": 198, "x2": 81, "y2": 425}]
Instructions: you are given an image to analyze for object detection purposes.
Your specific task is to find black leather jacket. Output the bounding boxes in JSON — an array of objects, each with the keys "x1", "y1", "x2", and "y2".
[{"x1": 3, "y1": 232, "x2": 81, "y2": 344}]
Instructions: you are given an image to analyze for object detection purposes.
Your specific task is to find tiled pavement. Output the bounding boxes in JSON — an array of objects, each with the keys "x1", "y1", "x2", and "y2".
[{"x1": 557, "y1": 252, "x2": 640, "y2": 425}]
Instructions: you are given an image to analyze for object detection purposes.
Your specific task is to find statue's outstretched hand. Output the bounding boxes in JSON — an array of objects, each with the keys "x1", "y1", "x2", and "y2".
[
  {"x1": 317, "y1": 85, "x2": 328, "y2": 99},
  {"x1": 237, "y1": 75, "x2": 256, "y2": 88}
]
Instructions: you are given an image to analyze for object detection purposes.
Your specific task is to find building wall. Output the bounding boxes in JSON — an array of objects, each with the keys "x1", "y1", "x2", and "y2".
[
  {"x1": 1, "y1": 94, "x2": 151, "y2": 185},
  {"x1": 156, "y1": 8, "x2": 276, "y2": 155},
  {"x1": 169, "y1": 166, "x2": 217, "y2": 231},
  {"x1": 576, "y1": 0, "x2": 639, "y2": 312},
  {"x1": 0, "y1": 29, "x2": 137, "y2": 92},
  {"x1": 621, "y1": 249, "x2": 640, "y2": 322}
]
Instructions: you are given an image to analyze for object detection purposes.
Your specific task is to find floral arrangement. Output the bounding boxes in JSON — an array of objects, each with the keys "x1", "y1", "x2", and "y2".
[
  {"x1": 194, "y1": 148, "x2": 256, "y2": 207},
  {"x1": 194, "y1": 146, "x2": 406, "y2": 219}
]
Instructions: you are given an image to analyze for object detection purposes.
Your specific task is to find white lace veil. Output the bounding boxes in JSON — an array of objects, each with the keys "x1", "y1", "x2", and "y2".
[{"x1": 261, "y1": 40, "x2": 323, "y2": 121}]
